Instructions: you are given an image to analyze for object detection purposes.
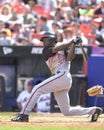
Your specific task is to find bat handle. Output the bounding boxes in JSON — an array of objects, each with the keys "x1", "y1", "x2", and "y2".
[{"x1": 79, "y1": 42, "x2": 88, "y2": 62}]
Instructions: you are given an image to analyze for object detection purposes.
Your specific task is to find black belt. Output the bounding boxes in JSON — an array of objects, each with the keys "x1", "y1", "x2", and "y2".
[{"x1": 53, "y1": 71, "x2": 65, "y2": 75}]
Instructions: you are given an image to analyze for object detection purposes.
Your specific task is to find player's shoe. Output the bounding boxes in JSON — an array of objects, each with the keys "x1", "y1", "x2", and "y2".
[
  {"x1": 91, "y1": 107, "x2": 103, "y2": 122},
  {"x1": 11, "y1": 114, "x2": 29, "y2": 122}
]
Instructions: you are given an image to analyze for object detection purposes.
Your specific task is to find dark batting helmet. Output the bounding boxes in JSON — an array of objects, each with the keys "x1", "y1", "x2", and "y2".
[{"x1": 40, "y1": 32, "x2": 57, "y2": 43}]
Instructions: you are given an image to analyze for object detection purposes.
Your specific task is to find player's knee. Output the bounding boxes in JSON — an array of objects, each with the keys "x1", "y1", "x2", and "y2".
[
  {"x1": 62, "y1": 109, "x2": 70, "y2": 116},
  {"x1": 62, "y1": 107, "x2": 73, "y2": 116},
  {"x1": 63, "y1": 111, "x2": 70, "y2": 116}
]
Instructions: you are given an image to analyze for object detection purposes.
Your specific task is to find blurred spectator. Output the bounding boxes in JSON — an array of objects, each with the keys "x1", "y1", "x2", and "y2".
[
  {"x1": 52, "y1": 22, "x2": 61, "y2": 33},
  {"x1": 0, "y1": 20, "x2": 12, "y2": 38},
  {"x1": 54, "y1": 7, "x2": 65, "y2": 22},
  {"x1": 0, "y1": 29, "x2": 12, "y2": 45},
  {"x1": 23, "y1": 0, "x2": 37, "y2": 4},
  {"x1": 96, "y1": 18, "x2": 104, "y2": 45},
  {"x1": 70, "y1": 0, "x2": 77, "y2": 8},
  {"x1": 30, "y1": 23, "x2": 43, "y2": 45},
  {"x1": 28, "y1": 0, "x2": 36, "y2": 10},
  {"x1": 47, "y1": 7, "x2": 64, "y2": 31},
  {"x1": 91, "y1": 0, "x2": 100, "y2": 6},
  {"x1": 78, "y1": 0, "x2": 92, "y2": 7},
  {"x1": 0, "y1": 0, "x2": 24, "y2": 6},
  {"x1": 32, "y1": 23, "x2": 42, "y2": 33},
  {"x1": 63, "y1": 27, "x2": 74, "y2": 42},
  {"x1": 49, "y1": 8, "x2": 65, "y2": 25},
  {"x1": 27, "y1": 0, "x2": 38, "y2": 18},
  {"x1": 22, "y1": 4, "x2": 36, "y2": 26},
  {"x1": 38, "y1": 16, "x2": 50, "y2": 32},
  {"x1": 73, "y1": 23, "x2": 88, "y2": 46},
  {"x1": 4, "y1": 22, "x2": 12, "y2": 38},
  {"x1": 0, "y1": 20, "x2": 5, "y2": 31},
  {"x1": 73, "y1": 6, "x2": 81, "y2": 23},
  {"x1": 16, "y1": 79, "x2": 36, "y2": 111},
  {"x1": 0, "y1": 3, "x2": 12, "y2": 22},
  {"x1": 17, "y1": 36, "x2": 32, "y2": 46},
  {"x1": 56, "y1": 30, "x2": 64, "y2": 44},
  {"x1": 63, "y1": 7, "x2": 75, "y2": 24},
  {"x1": 57, "y1": 0, "x2": 71, "y2": 8},
  {"x1": 8, "y1": 9, "x2": 23, "y2": 25},
  {"x1": 86, "y1": 23, "x2": 100, "y2": 45},
  {"x1": 37, "y1": 0, "x2": 57, "y2": 11},
  {"x1": 0, "y1": 0, "x2": 12, "y2": 5},
  {"x1": 8, "y1": 9, "x2": 23, "y2": 40},
  {"x1": 79, "y1": 2, "x2": 94, "y2": 23},
  {"x1": 94, "y1": 0, "x2": 104, "y2": 15},
  {"x1": 0, "y1": 0, "x2": 102, "y2": 47},
  {"x1": 22, "y1": 4, "x2": 37, "y2": 39}
]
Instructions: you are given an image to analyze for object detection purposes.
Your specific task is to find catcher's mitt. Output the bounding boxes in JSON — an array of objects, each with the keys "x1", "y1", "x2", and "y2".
[{"x1": 87, "y1": 85, "x2": 103, "y2": 96}]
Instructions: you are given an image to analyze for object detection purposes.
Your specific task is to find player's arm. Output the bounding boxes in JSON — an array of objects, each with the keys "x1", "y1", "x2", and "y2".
[
  {"x1": 52, "y1": 40, "x2": 73, "y2": 53},
  {"x1": 66, "y1": 43, "x2": 76, "y2": 61},
  {"x1": 52, "y1": 36, "x2": 82, "y2": 53}
]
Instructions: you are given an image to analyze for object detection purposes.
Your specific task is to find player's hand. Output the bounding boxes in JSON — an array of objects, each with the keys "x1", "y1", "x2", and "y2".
[{"x1": 72, "y1": 36, "x2": 82, "y2": 45}]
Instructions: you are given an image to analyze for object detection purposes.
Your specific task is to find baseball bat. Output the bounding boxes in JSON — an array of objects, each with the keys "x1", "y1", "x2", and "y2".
[{"x1": 79, "y1": 42, "x2": 88, "y2": 62}]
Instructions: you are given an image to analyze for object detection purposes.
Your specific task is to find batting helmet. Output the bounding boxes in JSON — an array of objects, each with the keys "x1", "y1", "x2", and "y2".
[{"x1": 40, "y1": 32, "x2": 57, "y2": 43}]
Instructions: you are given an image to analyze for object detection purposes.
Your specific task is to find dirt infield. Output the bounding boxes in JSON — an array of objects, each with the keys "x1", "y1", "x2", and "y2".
[{"x1": 0, "y1": 112, "x2": 104, "y2": 128}]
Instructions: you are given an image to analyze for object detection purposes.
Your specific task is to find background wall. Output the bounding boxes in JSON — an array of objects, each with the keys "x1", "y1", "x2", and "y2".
[
  {"x1": 87, "y1": 55, "x2": 104, "y2": 108},
  {"x1": 0, "y1": 46, "x2": 89, "y2": 111}
]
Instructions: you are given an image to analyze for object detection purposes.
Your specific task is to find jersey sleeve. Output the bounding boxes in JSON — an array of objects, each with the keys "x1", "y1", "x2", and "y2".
[
  {"x1": 42, "y1": 47, "x2": 56, "y2": 61},
  {"x1": 16, "y1": 93, "x2": 22, "y2": 103},
  {"x1": 16, "y1": 91, "x2": 24, "y2": 103}
]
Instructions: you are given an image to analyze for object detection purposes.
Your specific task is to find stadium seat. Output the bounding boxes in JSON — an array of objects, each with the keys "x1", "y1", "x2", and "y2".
[
  {"x1": 33, "y1": 5, "x2": 44, "y2": 14},
  {"x1": 80, "y1": 24, "x2": 91, "y2": 35},
  {"x1": 31, "y1": 33, "x2": 43, "y2": 39},
  {"x1": 12, "y1": 4, "x2": 24, "y2": 14},
  {"x1": 85, "y1": 34, "x2": 97, "y2": 46}
]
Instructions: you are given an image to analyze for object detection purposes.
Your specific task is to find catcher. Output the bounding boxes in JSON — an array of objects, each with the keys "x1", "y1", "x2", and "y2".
[{"x1": 87, "y1": 85, "x2": 104, "y2": 96}]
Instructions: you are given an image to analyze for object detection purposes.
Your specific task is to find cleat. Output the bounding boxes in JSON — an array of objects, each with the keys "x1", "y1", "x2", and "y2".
[
  {"x1": 91, "y1": 108, "x2": 103, "y2": 122},
  {"x1": 11, "y1": 114, "x2": 29, "y2": 122}
]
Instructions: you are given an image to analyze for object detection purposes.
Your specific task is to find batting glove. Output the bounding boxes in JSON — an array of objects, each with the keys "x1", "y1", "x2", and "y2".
[{"x1": 72, "y1": 36, "x2": 82, "y2": 45}]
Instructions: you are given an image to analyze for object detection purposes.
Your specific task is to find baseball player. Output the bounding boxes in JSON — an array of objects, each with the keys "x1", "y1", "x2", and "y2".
[
  {"x1": 16, "y1": 79, "x2": 35, "y2": 110},
  {"x1": 11, "y1": 32, "x2": 102, "y2": 122},
  {"x1": 37, "y1": 93, "x2": 51, "y2": 112}
]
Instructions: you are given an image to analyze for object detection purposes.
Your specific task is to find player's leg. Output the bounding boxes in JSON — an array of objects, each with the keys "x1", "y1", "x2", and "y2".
[
  {"x1": 11, "y1": 72, "x2": 69, "y2": 122},
  {"x1": 20, "y1": 72, "x2": 68, "y2": 115},
  {"x1": 54, "y1": 90, "x2": 102, "y2": 121}
]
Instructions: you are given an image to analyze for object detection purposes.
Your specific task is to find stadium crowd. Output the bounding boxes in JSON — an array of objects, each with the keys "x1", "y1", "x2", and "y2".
[{"x1": 0, "y1": 0, "x2": 104, "y2": 46}]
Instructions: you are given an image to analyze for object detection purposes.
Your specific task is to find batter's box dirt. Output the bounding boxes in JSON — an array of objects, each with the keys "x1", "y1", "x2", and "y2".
[{"x1": 0, "y1": 112, "x2": 104, "y2": 128}]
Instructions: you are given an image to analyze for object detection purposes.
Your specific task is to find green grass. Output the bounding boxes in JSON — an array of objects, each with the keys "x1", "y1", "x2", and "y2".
[
  {"x1": 0, "y1": 127, "x2": 103, "y2": 130},
  {"x1": 0, "y1": 112, "x2": 13, "y2": 116}
]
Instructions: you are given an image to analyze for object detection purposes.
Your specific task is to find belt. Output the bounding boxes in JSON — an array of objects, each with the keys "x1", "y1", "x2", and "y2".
[
  {"x1": 53, "y1": 71, "x2": 66, "y2": 75},
  {"x1": 53, "y1": 71, "x2": 61, "y2": 75}
]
